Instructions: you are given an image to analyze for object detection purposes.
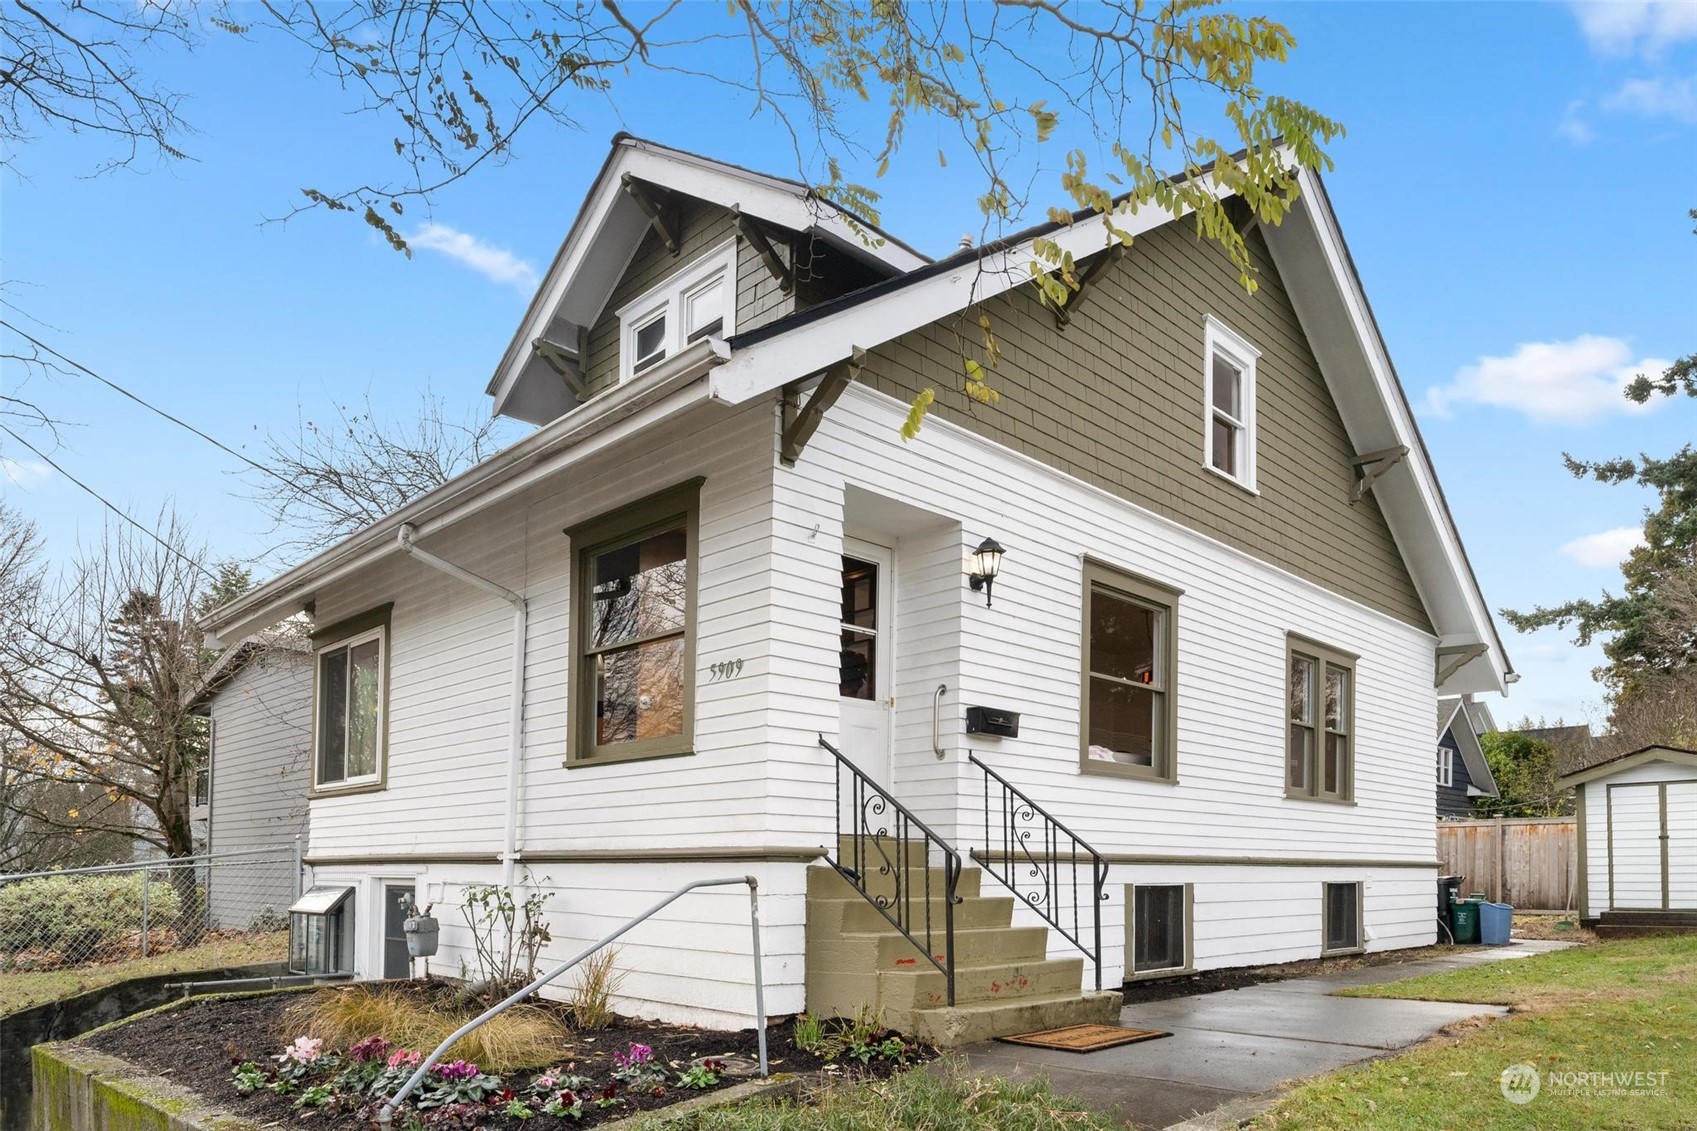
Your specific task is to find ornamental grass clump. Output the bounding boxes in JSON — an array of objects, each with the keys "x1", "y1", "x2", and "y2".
[{"x1": 283, "y1": 984, "x2": 566, "y2": 1073}]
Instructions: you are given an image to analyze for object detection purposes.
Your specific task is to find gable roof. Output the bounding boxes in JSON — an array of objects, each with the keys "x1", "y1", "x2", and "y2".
[
  {"x1": 186, "y1": 635, "x2": 311, "y2": 715},
  {"x1": 204, "y1": 136, "x2": 1514, "y2": 698},
  {"x1": 487, "y1": 134, "x2": 928, "y2": 424},
  {"x1": 1437, "y1": 696, "x2": 1500, "y2": 798},
  {"x1": 1558, "y1": 744, "x2": 1697, "y2": 788}
]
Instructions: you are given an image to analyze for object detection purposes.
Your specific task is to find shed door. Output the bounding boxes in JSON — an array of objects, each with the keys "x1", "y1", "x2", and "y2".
[
  {"x1": 1610, "y1": 784, "x2": 1665, "y2": 910},
  {"x1": 1668, "y1": 782, "x2": 1697, "y2": 910}
]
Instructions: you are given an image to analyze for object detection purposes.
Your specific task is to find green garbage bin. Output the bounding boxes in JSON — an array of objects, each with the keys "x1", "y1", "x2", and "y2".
[{"x1": 1451, "y1": 897, "x2": 1481, "y2": 944}]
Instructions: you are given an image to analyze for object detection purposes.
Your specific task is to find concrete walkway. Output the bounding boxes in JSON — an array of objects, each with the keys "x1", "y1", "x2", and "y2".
[{"x1": 960, "y1": 941, "x2": 1572, "y2": 1130}]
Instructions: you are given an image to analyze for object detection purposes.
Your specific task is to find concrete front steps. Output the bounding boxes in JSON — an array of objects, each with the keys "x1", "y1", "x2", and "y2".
[
  {"x1": 806, "y1": 860, "x2": 1121, "y2": 1046},
  {"x1": 1595, "y1": 909, "x2": 1697, "y2": 938}
]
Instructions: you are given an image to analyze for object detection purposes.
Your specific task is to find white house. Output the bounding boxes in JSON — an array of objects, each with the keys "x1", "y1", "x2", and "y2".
[
  {"x1": 1562, "y1": 745, "x2": 1697, "y2": 934},
  {"x1": 202, "y1": 135, "x2": 1512, "y2": 1044}
]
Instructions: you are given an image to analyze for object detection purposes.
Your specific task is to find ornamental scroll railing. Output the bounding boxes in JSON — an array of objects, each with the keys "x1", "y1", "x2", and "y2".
[
  {"x1": 967, "y1": 753, "x2": 1108, "y2": 991},
  {"x1": 819, "y1": 735, "x2": 962, "y2": 1006}
]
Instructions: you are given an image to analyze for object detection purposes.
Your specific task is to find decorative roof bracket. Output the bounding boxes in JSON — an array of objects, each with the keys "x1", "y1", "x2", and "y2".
[
  {"x1": 620, "y1": 173, "x2": 681, "y2": 256},
  {"x1": 532, "y1": 337, "x2": 588, "y2": 401},
  {"x1": 1351, "y1": 444, "x2": 1410, "y2": 504},
  {"x1": 781, "y1": 347, "x2": 865, "y2": 466},
  {"x1": 1053, "y1": 245, "x2": 1125, "y2": 329},
  {"x1": 733, "y1": 207, "x2": 794, "y2": 294},
  {"x1": 1435, "y1": 643, "x2": 1488, "y2": 687}
]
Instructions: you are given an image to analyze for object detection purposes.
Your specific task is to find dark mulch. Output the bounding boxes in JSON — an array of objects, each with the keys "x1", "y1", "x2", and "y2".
[
  {"x1": 1120, "y1": 943, "x2": 1468, "y2": 1004},
  {"x1": 83, "y1": 985, "x2": 920, "y2": 1128}
]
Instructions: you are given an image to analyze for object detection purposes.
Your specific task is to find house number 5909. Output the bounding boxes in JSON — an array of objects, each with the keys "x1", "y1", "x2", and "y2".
[{"x1": 707, "y1": 659, "x2": 745, "y2": 682}]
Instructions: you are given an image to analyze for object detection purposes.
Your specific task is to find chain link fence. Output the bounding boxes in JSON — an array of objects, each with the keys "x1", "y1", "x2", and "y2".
[{"x1": 0, "y1": 846, "x2": 302, "y2": 973}]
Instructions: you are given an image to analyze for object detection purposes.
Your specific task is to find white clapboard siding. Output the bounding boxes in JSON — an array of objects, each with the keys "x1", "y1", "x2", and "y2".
[
  {"x1": 311, "y1": 860, "x2": 806, "y2": 1027},
  {"x1": 204, "y1": 650, "x2": 313, "y2": 928},
  {"x1": 771, "y1": 383, "x2": 1439, "y2": 864}
]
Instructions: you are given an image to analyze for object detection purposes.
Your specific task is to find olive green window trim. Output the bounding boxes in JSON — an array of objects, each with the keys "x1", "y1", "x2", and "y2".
[
  {"x1": 1285, "y1": 633, "x2": 1356, "y2": 804},
  {"x1": 1079, "y1": 560, "x2": 1181, "y2": 783},
  {"x1": 1320, "y1": 880, "x2": 1365, "y2": 955},
  {"x1": 565, "y1": 478, "x2": 704, "y2": 767},
  {"x1": 1125, "y1": 882, "x2": 1194, "y2": 980},
  {"x1": 310, "y1": 603, "x2": 392, "y2": 796}
]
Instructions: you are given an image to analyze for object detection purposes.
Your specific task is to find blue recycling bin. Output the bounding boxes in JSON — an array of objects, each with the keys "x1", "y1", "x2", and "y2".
[{"x1": 1479, "y1": 901, "x2": 1513, "y2": 945}]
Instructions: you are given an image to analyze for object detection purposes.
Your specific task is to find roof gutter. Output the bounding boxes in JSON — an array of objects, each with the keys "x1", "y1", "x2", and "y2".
[
  {"x1": 397, "y1": 524, "x2": 528, "y2": 888},
  {"x1": 205, "y1": 340, "x2": 728, "y2": 647}
]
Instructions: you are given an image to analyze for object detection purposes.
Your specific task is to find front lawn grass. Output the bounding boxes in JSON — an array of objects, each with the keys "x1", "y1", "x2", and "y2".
[
  {"x1": 628, "y1": 1062, "x2": 1119, "y2": 1130},
  {"x1": 1247, "y1": 937, "x2": 1697, "y2": 1130},
  {"x1": 1, "y1": 931, "x2": 286, "y2": 1015}
]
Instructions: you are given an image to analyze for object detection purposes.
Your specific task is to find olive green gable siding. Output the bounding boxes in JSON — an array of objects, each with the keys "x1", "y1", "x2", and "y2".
[
  {"x1": 581, "y1": 197, "x2": 794, "y2": 398},
  {"x1": 854, "y1": 221, "x2": 1434, "y2": 632}
]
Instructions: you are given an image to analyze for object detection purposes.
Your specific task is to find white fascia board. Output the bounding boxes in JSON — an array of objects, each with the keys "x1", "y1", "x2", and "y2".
[
  {"x1": 1264, "y1": 170, "x2": 1511, "y2": 694},
  {"x1": 709, "y1": 204, "x2": 1192, "y2": 406},
  {"x1": 1449, "y1": 715, "x2": 1501, "y2": 798},
  {"x1": 206, "y1": 342, "x2": 726, "y2": 647},
  {"x1": 488, "y1": 139, "x2": 927, "y2": 418}
]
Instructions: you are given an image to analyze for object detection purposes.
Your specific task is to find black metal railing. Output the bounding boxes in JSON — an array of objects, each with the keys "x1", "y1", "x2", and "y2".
[
  {"x1": 968, "y1": 753, "x2": 1109, "y2": 990},
  {"x1": 819, "y1": 735, "x2": 962, "y2": 1005}
]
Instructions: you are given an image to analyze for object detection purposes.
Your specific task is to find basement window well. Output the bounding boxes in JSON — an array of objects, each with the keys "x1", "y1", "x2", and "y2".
[{"x1": 288, "y1": 886, "x2": 354, "y2": 974}]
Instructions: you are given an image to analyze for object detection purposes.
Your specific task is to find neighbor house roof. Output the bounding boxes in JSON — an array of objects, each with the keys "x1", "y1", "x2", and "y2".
[
  {"x1": 1558, "y1": 744, "x2": 1697, "y2": 788},
  {"x1": 186, "y1": 635, "x2": 311, "y2": 715},
  {"x1": 1438, "y1": 696, "x2": 1501, "y2": 799},
  {"x1": 203, "y1": 135, "x2": 1516, "y2": 696}
]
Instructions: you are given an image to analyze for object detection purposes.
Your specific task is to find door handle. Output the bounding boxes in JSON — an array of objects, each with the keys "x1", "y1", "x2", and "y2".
[{"x1": 933, "y1": 683, "x2": 948, "y2": 759}]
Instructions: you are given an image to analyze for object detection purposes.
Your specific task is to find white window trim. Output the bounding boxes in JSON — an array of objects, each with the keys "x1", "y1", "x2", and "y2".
[
  {"x1": 1437, "y1": 745, "x2": 1454, "y2": 788},
  {"x1": 616, "y1": 240, "x2": 738, "y2": 385},
  {"x1": 1201, "y1": 314, "x2": 1260, "y2": 493},
  {"x1": 313, "y1": 625, "x2": 387, "y2": 791}
]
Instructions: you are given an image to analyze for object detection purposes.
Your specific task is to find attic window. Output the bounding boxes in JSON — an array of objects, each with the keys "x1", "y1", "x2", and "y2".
[
  {"x1": 617, "y1": 240, "x2": 737, "y2": 383},
  {"x1": 1202, "y1": 316, "x2": 1260, "y2": 491}
]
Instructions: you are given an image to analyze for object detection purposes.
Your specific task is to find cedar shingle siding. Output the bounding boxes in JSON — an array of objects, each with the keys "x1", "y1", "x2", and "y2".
[{"x1": 854, "y1": 220, "x2": 1433, "y2": 631}]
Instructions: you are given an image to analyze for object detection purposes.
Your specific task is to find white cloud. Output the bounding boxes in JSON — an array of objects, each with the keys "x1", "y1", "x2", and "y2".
[
  {"x1": 1559, "y1": 526, "x2": 1645, "y2": 568},
  {"x1": 1, "y1": 457, "x2": 51, "y2": 487},
  {"x1": 1423, "y1": 335, "x2": 1670, "y2": 424},
  {"x1": 1604, "y1": 75, "x2": 1697, "y2": 122},
  {"x1": 1557, "y1": 99, "x2": 1595, "y2": 144},
  {"x1": 408, "y1": 223, "x2": 539, "y2": 291},
  {"x1": 1571, "y1": 1, "x2": 1697, "y2": 56}
]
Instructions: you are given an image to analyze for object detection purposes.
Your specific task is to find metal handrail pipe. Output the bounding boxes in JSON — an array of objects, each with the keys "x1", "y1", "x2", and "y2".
[{"x1": 377, "y1": 876, "x2": 767, "y2": 1129}]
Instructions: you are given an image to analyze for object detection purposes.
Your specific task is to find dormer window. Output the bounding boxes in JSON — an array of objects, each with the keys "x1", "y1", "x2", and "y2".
[{"x1": 618, "y1": 240, "x2": 737, "y2": 383}]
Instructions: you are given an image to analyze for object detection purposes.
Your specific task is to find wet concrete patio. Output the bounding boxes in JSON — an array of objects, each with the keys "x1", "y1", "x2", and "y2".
[{"x1": 959, "y1": 941, "x2": 1572, "y2": 1129}]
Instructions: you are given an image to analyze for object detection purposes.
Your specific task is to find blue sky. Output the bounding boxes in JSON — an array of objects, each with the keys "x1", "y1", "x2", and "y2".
[{"x1": 2, "y1": 1, "x2": 1693, "y2": 728}]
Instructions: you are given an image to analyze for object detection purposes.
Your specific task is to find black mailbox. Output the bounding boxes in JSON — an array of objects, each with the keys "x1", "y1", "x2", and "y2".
[{"x1": 965, "y1": 705, "x2": 1020, "y2": 738}]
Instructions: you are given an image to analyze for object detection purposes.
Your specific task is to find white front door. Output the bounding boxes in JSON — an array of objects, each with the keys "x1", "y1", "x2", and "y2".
[
  {"x1": 838, "y1": 540, "x2": 894, "y2": 790},
  {"x1": 1610, "y1": 784, "x2": 1664, "y2": 909}
]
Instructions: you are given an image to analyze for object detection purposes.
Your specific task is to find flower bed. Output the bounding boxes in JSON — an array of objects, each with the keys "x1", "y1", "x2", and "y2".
[{"x1": 80, "y1": 986, "x2": 928, "y2": 1129}]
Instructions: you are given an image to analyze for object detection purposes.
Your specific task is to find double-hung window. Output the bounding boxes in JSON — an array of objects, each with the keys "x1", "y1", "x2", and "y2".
[
  {"x1": 1287, "y1": 635, "x2": 1355, "y2": 802},
  {"x1": 1080, "y1": 562, "x2": 1179, "y2": 781},
  {"x1": 616, "y1": 241, "x2": 737, "y2": 383},
  {"x1": 567, "y1": 480, "x2": 701, "y2": 764},
  {"x1": 312, "y1": 606, "x2": 391, "y2": 792},
  {"x1": 1202, "y1": 316, "x2": 1259, "y2": 490},
  {"x1": 1436, "y1": 746, "x2": 1454, "y2": 788}
]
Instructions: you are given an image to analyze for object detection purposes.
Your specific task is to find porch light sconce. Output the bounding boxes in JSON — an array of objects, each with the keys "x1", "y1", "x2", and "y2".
[{"x1": 967, "y1": 538, "x2": 1005, "y2": 607}]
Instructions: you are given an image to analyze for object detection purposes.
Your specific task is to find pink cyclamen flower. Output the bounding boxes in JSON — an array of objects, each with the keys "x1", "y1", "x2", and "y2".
[
  {"x1": 276, "y1": 1036, "x2": 323, "y2": 1064},
  {"x1": 349, "y1": 1036, "x2": 391, "y2": 1063},
  {"x1": 614, "y1": 1042, "x2": 653, "y2": 1068},
  {"x1": 434, "y1": 1059, "x2": 481, "y2": 1081},
  {"x1": 387, "y1": 1048, "x2": 423, "y2": 1069}
]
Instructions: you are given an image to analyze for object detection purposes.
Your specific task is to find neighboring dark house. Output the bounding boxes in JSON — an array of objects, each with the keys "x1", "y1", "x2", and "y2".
[{"x1": 1437, "y1": 697, "x2": 1501, "y2": 819}]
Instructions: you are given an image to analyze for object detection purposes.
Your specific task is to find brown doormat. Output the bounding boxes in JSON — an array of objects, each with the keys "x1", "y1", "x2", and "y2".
[{"x1": 996, "y1": 1022, "x2": 1170, "y2": 1053}]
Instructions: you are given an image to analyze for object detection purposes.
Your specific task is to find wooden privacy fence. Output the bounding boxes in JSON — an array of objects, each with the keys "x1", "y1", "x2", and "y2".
[{"x1": 1436, "y1": 817, "x2": 1577, "y2": 912}]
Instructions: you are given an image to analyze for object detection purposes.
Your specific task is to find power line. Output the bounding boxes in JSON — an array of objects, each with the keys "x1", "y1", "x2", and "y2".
[
  {"x1": 0, "y1": 424, "x2": 221, "y2": 585},
  {"x1": 0, "y1": 319, "x2": 294, "y2": 489}
]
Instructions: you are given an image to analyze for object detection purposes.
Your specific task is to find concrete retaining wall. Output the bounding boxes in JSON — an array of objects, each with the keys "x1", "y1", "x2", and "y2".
[{"x1": 31, "y1": 1041, "x2": 261, "y2": 1131}]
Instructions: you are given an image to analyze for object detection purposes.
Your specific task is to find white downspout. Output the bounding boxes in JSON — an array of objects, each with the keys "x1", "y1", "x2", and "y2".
[{"x1": 397, "y1": 524, "x2": 527, "y2": 888}]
